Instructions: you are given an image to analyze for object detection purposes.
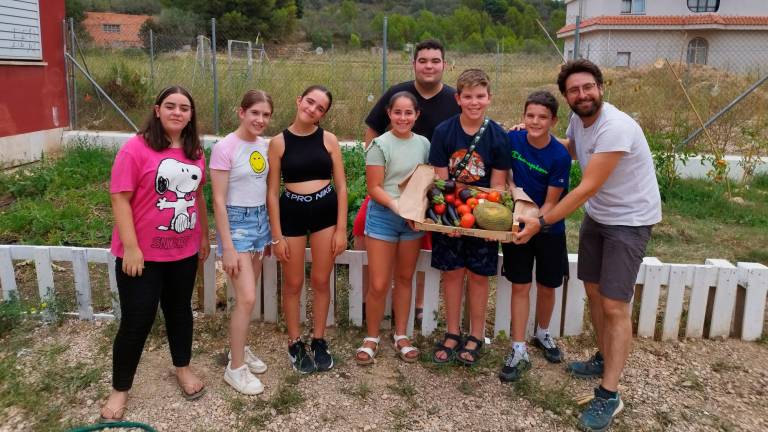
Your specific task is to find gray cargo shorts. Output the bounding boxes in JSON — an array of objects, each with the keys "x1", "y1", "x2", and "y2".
[{"x1": 577, "y1": 213, "x2": 653, "y2": 302}]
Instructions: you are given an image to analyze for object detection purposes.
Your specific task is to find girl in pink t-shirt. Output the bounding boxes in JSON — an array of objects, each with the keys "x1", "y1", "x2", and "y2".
[
  {"x1": 210, "y1": 90, "x2": 273, "y2": 395},
  {"x1": 101, "y1": 86, "x2": 210, "y2": 423}
]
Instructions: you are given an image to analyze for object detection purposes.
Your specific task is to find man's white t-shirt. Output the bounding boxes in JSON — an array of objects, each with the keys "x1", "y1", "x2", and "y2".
[
  {"x1": 209, "y1": 133, "x2": 269, "y2": 207},
  {"x1": 567, "y1": 102, "x2": 662, "y2": 226}
]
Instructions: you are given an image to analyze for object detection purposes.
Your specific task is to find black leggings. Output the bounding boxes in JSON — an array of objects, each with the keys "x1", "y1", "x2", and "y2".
[{"x1": 112, "y1": 254, "x2": 198, "y2": 391}]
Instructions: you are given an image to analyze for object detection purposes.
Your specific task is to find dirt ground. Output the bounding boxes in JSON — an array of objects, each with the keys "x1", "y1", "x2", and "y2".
[{"x1": 1, "y1": 317, "x2": 767, "y2": 432}]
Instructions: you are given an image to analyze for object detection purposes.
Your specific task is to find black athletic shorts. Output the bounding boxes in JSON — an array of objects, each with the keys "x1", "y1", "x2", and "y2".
[
  {"x1": 501, "y1": 232, "x2": 568, "y2": 288},
  {"x1": 279, "y1": 184, "x2": 338, "y2": 237}
]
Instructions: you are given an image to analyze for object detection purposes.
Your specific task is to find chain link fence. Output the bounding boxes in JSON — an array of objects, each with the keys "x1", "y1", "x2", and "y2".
[{"x1": 67, "y1": 17, "x2": 767, "y2": 165}]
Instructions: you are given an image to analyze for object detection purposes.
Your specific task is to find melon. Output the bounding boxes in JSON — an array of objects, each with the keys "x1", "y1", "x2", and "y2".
[{"x1": 473, "y1": 201, "x2": 513, "y2": 231}]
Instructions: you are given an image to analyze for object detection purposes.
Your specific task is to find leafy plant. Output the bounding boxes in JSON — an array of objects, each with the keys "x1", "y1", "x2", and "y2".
[
  {"x1": 0, "y1": 294, "x2": 24, "y2": 338},
  {"x1": 102, "y1": 61, "x2": 150, "y2": 109}
]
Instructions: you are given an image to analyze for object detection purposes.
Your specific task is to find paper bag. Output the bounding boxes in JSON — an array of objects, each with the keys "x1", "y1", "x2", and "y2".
[{"x1": 397, "y1": 164, "x2": 435, "y2": 222}]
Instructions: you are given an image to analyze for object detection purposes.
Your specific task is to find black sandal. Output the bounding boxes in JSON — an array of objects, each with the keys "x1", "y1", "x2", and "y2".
[
  {"x1": 432, "y1": 332, "x2": 462, "y2": 364},
  {"x1": 456, "y1": 335, "x2": 484, "y2": 366}
]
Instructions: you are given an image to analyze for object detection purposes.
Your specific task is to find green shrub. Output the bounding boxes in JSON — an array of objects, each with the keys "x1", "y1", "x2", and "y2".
[
  {"x1": 102, "y1": 61, "x2": 150, "y2": 109},
  {"x1": 0, "y1": 295, "x2": 24, "y2": 338}
]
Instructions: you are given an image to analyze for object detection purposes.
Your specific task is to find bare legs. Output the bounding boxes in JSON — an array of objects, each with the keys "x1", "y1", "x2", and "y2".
[
  {"x1": 281, "y1": 227, "x2": 336, "y2": 341},
  {"x1": 510, "y1": 282, "x2": 557, "y2": 342},
  {"x1": 434, "y1": 269, "x2": 489, "y2": 362},
  {"x1": 357, "y1": 237, "x2": 421, "y2": 361},
  {"x1": 229, "y1": 253, "x2": 263, "y2": 368},
  {"x1": 584, "y1": 281, "x2": 632, "y2": 392}
]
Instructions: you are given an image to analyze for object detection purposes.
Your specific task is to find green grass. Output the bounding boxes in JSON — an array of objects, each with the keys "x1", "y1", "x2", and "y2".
[
  {"x1": 342, "y1": 379, "x2": 373, "y2": 400},
  {"x1": 508, "y1": 373, "x2": 579, "y2": 425},
  {"x1": 0, "y1": 327, "x2": 105, "y2": 432}
]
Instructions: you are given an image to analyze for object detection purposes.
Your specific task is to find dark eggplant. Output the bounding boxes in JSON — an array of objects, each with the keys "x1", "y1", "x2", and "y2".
[
  {"x1": 426, "y1": 186, "x2": 443, "y2": 201},
  {"x1": 434, "y1": 178, "x2": 457, "y2": 194},
  {"x1": 458, "y1": 188, "x2": 475, "y2": 202},
  {"x1": 426, "y1": 208, "x2": 441, "y2": 224},
  {"x1": 446, "y1": 205, "x2": 460, "y2": 226},
  {"x1": 441, "y1": 213, "x2": 453, "y2": 226}
]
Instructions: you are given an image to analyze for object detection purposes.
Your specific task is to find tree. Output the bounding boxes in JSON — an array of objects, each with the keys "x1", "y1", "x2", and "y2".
[
  {"x1": 483, "y1": 0, "x2": 508, "y2": 22},
  {"x1": 160, "y1": 0, "x2": 298, "y2": 42}
]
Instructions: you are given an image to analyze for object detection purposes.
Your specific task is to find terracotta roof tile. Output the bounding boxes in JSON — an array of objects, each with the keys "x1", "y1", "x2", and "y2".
[{"x1": 557, "y1": 13, "x2": 768, "y2": 34}]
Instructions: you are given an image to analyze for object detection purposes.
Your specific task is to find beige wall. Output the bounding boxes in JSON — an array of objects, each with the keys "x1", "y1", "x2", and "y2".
[
  {"x1": 562, "y1": 29, "x2": 768, "y2": 74},
  {"x1": 567, "y1": 0, "x2": 768, "y2": 21}
]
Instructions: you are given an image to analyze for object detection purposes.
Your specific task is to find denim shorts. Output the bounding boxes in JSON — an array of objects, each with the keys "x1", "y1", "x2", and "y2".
[
  {"x1": 364, "y1": 199, "x2": 424, "y2": 243},
  {"x1": 216, "y1": 205, "x2": 271, "y2": 255}
]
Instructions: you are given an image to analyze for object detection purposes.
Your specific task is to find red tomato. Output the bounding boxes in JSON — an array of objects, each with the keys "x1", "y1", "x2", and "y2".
[
  {"x1": 466, "y1": 197, "x2": 479, "y2": 208},
  {"x1": 434, "y1": 203, "x2": 446, "y2": 215},
  {"x1": 444, "y1": 194, "x2": 455, "y2": 204},
  {"x1": 457, "y1": 204, "x2": 472, "y2": 215},
  {"x1": 476, "y1": 192, "x2": 488, "y2": 200},
  {"x1": 460, "y1": 213, "x2": 475, "y2": 228},
  {"x1": 487, "y1": 191, "x2": 501, "y2": 202}
]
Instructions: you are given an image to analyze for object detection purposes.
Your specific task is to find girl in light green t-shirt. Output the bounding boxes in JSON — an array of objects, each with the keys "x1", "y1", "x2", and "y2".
[{"x1": 355, "y1": 92, "x2": 429, "y2": 366}]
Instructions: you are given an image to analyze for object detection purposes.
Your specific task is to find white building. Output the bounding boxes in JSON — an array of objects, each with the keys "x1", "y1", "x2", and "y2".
[{"x1": 557, "y1": 0, "x2": 768, "y2": 74}]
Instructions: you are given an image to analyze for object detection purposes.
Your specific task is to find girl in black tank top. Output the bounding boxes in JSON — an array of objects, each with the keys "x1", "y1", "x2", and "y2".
[
  {"x1": 280, "y1": 127, "x2": 333, "y2": 183},
  {"x1": 265, "y1": 85, "x2": 348, "y2": 374}
]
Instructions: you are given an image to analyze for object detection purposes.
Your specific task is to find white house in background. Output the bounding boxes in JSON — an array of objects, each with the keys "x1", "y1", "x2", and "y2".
[{"x1": 557, "y1": 1, "x2": 768, "y2": 74}]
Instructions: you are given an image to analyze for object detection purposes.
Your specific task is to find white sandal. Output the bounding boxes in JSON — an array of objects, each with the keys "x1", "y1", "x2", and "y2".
[
  {"x1": 393, "y1": 334, "x2": 419, "y2": 363},
  {"x1": 355, "y1": 336, "x2": 380, "y2": 366}
]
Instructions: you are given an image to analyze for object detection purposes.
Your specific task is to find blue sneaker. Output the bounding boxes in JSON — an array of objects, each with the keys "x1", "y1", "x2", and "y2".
[
  {"x1": 567, "y1": 351, "x2": 603, "y2": 378},
  {"x1": 578, "y1": 389, "x2": 624, "y2": 431}
]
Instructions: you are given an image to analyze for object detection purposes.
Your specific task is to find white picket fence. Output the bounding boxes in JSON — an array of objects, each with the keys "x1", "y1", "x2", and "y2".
[{"x1": 1, "y1": 244, "x2": 766, "y2": 341}]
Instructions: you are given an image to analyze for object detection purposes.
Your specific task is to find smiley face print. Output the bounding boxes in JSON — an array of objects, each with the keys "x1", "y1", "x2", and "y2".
[{"x1": 249, "y1": 151, "x2": 266, "y2": 174}]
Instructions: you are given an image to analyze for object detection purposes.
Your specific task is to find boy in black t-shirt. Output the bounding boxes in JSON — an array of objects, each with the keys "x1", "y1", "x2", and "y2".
[
  {"x1": 428, "y1": 69, "x2": 511, "y2": 366},
  {"x1": 364, "y1": 40, "x2": 460, "y2": 142}
]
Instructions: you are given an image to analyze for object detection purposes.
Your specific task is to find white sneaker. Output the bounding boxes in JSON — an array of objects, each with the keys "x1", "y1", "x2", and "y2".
[
  {"x1": 224, "y1": 362, "x2": 264, "y2": 395},
  {"x1": 228, "y1": 346, "x2": 268, "y2": 374}
]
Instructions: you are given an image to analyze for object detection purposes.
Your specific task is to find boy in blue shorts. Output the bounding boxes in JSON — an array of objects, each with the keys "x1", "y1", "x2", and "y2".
[
  {"x1": 429, "y1": 69, "x2": 511, "y2": 366},
  {"x1": 498, "y1": 90, "x2": 571, "y2": 382}
]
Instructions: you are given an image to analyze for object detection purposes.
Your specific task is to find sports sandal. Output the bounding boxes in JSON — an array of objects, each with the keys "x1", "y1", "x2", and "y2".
[
  {"x1": 393, "y1": 334, "x2": 419, "y2": 363},
  {"x1": 98, "y1": 404, "x2": 126, "y2": 423},
  {"x1": 355, "y1": 336, "x2": 380, "y2": 366},
  {"x1": 432, "y1": 332, "x2": 462, "y2": 364},
  {"x1": 456, "y1": 335, "x2": 484, "y2": 367}
]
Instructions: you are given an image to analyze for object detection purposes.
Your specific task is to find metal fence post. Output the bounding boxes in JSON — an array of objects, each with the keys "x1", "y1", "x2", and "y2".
[
  {"x1": 211, "y1": 18, "x2": 219, "y2": 135},
  {"x1": 382, "y1": 16, "x2": 387, "y2": 94},
  {"x1": 62, "y1": 19, "x2": 73, "y2": 129},
  {"x1": 69, "y1": 18, "x2": 77, "y2": 128},
  {"x1": 495, "y1": 41, "x2": 500, "y2": 87},
  {"x1": 574, "y1": 0, "x2": 582, "y2": 59},
  {"x1": 149, "y1": 28, "x2": 155, "y2": 93}
]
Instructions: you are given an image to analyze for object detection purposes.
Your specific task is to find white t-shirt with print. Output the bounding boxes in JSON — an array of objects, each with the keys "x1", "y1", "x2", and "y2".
[
  {"x1": 567, "y1": 102, "x2": 661, "y2": 226},
  {"x1": 209, "y1": 133, "x2": 269, "y2": 207}
]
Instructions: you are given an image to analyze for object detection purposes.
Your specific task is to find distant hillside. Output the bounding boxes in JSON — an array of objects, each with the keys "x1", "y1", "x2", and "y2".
[
  {"x1": 300, "y1": 0, "x2": 566, "y2": 53},
  {"x1": 66, "y1": 0, "x2": 565, "y2": 52}
]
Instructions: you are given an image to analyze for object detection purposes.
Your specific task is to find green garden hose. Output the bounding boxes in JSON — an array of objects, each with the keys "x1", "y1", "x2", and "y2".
[{"x1": 67, "y1": 421, "x2": 157, "y2": 432}]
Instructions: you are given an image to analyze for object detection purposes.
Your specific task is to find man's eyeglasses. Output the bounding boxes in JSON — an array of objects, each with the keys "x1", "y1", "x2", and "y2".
[{"x1": 565, "y1": 82, "x2": 599, "y2": 97}]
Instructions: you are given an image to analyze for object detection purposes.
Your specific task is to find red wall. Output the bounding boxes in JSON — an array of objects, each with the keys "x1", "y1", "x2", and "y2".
[{"x1": 0, "y1": 0, "x2": 69, "y2": 137}]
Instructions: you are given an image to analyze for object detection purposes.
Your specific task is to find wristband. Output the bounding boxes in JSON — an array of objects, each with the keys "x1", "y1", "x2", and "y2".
[
  {"x1": 270, "y1": 237, "x2": 284, "y2": 245},
  {"x1": 538, "y1": 216, "x2": 551, "y2": 233}
]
